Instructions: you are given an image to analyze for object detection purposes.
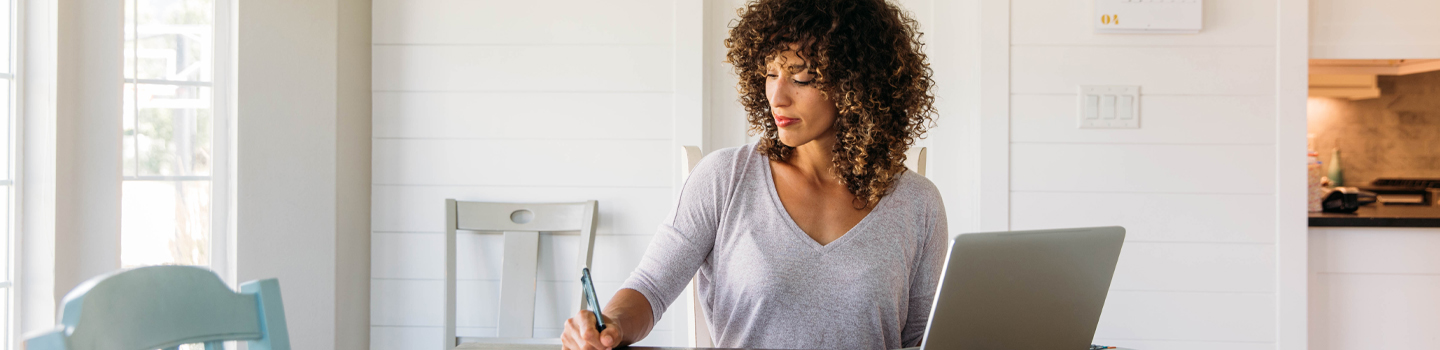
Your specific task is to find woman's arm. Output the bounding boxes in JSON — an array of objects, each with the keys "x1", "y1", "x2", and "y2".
[
  {"x1": 562, "y1": 288, "x2": 653, "y2": 350},
  {"x1": 903, "y1": 194, "x2": 949, "y2": 347},
  {"x1": 605, "y1": 289, "x2": 655, "y2": 344},
  {"x1": 561, "y1": 147, "x2": 742, "y2": 349}
]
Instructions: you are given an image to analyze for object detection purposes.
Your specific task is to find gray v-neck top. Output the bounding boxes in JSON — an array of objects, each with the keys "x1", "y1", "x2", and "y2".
[{"x1": 620, "y1": 143, "x2": 949, "y2": 350}]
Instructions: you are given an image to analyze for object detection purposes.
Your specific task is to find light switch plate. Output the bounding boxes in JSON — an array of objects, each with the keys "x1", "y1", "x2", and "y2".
[{"x1": 1078, "y1": 85, "x2": 1140, "y2": 129}]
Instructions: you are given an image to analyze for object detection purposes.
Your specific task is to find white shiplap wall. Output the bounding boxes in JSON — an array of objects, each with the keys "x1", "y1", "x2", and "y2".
[
  {"x1": 370, "y1": 1, "x2": 690, "y2": 348},
  {"x1": 1006, "y1": 0, "x2": 1280, "y2": 349}
]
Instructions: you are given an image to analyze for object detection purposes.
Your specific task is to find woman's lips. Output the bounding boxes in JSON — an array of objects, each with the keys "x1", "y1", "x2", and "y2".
[{"x1": 775, "y1": 115, "x2": 799, "y2": 127}]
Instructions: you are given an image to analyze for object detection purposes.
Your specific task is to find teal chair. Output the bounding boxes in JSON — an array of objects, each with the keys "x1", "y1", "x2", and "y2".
[{"x1": 23, "y1": 265, "x2": 290, "y2": 350}]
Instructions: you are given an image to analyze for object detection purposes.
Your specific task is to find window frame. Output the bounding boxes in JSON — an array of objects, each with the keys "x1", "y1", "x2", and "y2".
[{"x1": 2, "y1": 0, "x2": 18, "y2": 347}]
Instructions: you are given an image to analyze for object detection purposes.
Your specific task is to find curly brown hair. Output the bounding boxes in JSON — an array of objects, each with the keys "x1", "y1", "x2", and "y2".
[{"x1": 725, "y1": 0, "x2": 936, "y2": 208}]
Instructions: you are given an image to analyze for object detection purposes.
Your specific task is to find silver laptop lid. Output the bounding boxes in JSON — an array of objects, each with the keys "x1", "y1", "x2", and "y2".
[{"x1": 920, "y1": 226, "x2": 1125, "y2": 350}]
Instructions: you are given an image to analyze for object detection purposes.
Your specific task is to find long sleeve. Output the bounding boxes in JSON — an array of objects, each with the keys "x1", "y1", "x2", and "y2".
[
  {"x1": 902, "y1": 194, "x2": 948, "y2": 347},
  {"x1": 619, "y1": 147, "x2": 741, "y2": 323}
]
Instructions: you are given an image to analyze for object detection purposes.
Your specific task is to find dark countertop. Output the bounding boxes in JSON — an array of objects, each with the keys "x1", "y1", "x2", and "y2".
[{"x1": 1309, "y1": 203, "x2": 1440, "y2": 227}]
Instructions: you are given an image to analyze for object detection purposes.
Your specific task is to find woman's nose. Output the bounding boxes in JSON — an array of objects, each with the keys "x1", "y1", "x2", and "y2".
[{"x1": 770, "y1": 82, "x2": 792, "y2": 108}]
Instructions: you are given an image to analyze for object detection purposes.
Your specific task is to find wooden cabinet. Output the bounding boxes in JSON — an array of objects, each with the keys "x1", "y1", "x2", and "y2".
[{"x1": 1309, "y1": 227, "x2": 1440, "y2": 349}]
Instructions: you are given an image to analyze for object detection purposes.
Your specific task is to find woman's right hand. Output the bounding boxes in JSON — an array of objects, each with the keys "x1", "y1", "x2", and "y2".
[{"x1": 561, "y1": 309, "x2": 624, "y2": 350}]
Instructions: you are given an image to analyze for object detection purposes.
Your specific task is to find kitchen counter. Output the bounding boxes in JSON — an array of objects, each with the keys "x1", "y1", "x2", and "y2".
[{"x1": 1309, "y1": 203, "x2": 1440, "y2": 227}]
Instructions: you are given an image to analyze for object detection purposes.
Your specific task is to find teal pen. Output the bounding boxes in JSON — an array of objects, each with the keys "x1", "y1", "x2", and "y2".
[{"x1": 581, "y1": 267, "x2": 607, "y2": 332}]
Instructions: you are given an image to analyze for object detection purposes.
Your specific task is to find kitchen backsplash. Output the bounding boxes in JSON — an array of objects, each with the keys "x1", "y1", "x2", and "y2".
[{"x1": 1308, "y1": 69, "x2": 1440, "y2": 186}]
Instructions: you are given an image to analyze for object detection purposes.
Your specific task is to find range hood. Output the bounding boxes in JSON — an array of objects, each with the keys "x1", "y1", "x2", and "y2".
[{"x1": 1309, "y1": 59, "x2": 1440, "y2": 100}]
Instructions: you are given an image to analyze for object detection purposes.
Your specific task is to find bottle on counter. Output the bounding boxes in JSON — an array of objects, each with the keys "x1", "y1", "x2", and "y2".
[
  {"x1": 1308, "y1": 151, "x2": 1325, "y2": 212},
  {"x1": 1327, "y1": 148, "x2": 1345, "y2": 187}
]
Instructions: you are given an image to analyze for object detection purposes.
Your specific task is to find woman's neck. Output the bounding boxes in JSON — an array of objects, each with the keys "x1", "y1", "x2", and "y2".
[{"x1": 786, "y1": 133, "x2": 839, "y2": 183}]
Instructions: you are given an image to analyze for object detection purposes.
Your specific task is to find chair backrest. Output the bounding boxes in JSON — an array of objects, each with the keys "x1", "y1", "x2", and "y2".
[
  {"x1": 678, "y1": 145, "x2": 927, "y2": 347},
  {"x1": 23, "y1": 265, "x2": 289, "y2": 350},
  {"x1": 444, "y1": 199, "x2": 599, "y2": 349},
  {"x1": 905, "y1": 146, "x2": 927, "y2": 177}
]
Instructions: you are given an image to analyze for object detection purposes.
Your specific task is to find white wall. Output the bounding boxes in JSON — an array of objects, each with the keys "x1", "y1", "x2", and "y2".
[
  {"x1": 236, "y1": 0, "x2": 337, "y2": 347},
  {"x1": 236, "y1": 0, "x2": 371, "y2": 349},
  {"x1": 336, "y1": 0, "x2": 373, "y2": 347},
  {"x1": 52, "y1": 0, "x2": 124, "y2": 310},
  {"x1": 1309, "y1": 227, "x2": 1440, "y2": 350},
  {"x1": 998, "y1": 0, "x2": 1287, "y2": 349},
  {"x1": 702, "y1": 0, "x2": 750, "y2": 151},
  {"x1": 1310, "y1": 0, "x2": 1440, "y2": 59},
  {"x1": 369, "y1": 0, "x2": 690, "y2": 348}
]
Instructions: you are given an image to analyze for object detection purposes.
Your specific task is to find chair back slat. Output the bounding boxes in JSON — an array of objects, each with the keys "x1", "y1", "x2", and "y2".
[
  {"x1": 497, "y1": 231, "x2": 541, "y2": 338},
  {"x1": 573, "y1": 202, "x2": 599, "y2": 308},
  {"x1": 456, "y1": 202, "x2": 588, "y2": 232},
  {"x1": 24, "y1": 265, "x2": 289, "y2": 350}
]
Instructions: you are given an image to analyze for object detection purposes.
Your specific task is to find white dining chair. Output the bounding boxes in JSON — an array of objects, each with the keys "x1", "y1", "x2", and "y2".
[
  {"x1": 443, "y1": 199, "x2": 599, "y2": 349},
  {"x1": 676, "y1": 145, "x2": 929, "y2": 347},
  {"x1": 906, "y1": 146, "x2": 927, "y2": 178}
]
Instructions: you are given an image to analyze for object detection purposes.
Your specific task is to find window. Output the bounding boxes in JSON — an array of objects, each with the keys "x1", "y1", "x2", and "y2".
[{"x1": 121, "y1": 0, "x2": 227, "y2": 270}]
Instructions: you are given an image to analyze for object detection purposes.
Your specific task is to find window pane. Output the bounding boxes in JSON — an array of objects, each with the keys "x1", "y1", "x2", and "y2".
[
  {"x1": 124, "y1": 0, "x2": 134, "y2": 79},
  {"x1": 135, "y1": 0, "x2": 212, "y2": 82},
  {"x1": 135, "y1": 84, "x2": 212, "y2": 176},
  {"x1": 123, "y1": 83, "x2": 137, "y2": 177},
  {"x1": 134, "y1": 31, "x2": 207, "y2": 82},
  {"x1": 121, "y1": 180, "x2": 210, "y2": 267}
]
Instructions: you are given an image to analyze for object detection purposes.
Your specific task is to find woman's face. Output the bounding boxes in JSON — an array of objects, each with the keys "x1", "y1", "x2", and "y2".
[{"x1": 765, "y1": 49, "x2": 839, "y2": 148}]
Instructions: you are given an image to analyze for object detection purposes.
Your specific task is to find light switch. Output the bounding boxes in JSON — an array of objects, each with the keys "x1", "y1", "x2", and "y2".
[
  {"x1": 1100, "y1": 95, "x2": 1116, "y2": 119},
  {"x1": 1083, "y1": 96, "x2": 1099, "y2": 120},
  {"x1": 1117, "y1": 96, "x2": 1134, "y2": 119},
  {"x1": 1078, "y1": 85, "x2": 1140, "y2": 129}
]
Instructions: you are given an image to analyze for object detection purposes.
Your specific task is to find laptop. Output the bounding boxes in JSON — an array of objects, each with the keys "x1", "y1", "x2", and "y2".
[{"x1": 905, "y1": 226, "x2": 1126, "y2": 350}]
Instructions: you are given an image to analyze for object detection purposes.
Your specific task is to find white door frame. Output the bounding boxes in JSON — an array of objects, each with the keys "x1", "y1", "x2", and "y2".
[{"x1": 1275, "y1": 0, "x2": 1309, "y2": 349}]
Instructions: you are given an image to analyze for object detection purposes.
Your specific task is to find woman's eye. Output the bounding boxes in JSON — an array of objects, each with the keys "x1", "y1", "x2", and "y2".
[
  {"x1": 793, "y1": 79, "x2": 813, "y2": 86},
  {"x1": 765, "y1": 73, "x2": 778, "y2": 79}
]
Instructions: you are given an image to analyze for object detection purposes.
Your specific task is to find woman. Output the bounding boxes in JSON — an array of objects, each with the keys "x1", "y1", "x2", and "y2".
[{"x1": 562, "y1": 0, "x2": 942, "y2": 349}]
